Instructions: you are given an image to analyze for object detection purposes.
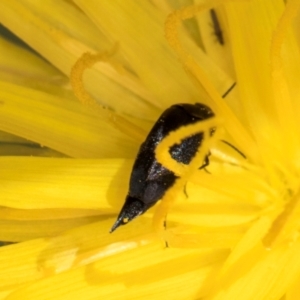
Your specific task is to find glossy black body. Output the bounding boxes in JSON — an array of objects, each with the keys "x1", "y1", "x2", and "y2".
[
  {"x1": 110, "y1": 103, "x2": 215, "y2": 232},
  {"x1": 210, "y1": 9, "x2": 224, "y2": 45}
]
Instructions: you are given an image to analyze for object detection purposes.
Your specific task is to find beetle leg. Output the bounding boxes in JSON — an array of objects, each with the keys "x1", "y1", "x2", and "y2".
[
  {"x1": 203, "y1": 167, "x2": 211, "y2": 174},
  {"x1": 163, "y1": 219, "x2": 169, "y2": 247},
  {"x1": 199, "y1": 151, "x2": 212, "y2": 174},
  {"x1": 199, "y1": 152, "x2": 210, "y2": 170},
  {"x1": 183, "y1": 183, "x2": 189, "y2": 198},
  {"x1": 184, "y1": 153, "x2": 211, "y2": 198}
]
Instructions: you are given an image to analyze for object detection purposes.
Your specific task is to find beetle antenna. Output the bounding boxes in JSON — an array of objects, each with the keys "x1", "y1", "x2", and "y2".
[
  {"x1": 222, "y1": 82, "x2": 236, "y2": 98},
  {"x1": 220, "y1": 83, "x2": 246, "y2": 159},
  {"x1": 220, "y1": 139, "x2": 246, "y2": 159},
  {"x1": 210, "y1": 9, "x2": 224, "y2": 45}
]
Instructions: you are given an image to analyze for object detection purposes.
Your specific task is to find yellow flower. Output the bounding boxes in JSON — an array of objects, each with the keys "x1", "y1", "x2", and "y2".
[{"x1": 0, "y1": 0, "x2": 299, "y2": 299}]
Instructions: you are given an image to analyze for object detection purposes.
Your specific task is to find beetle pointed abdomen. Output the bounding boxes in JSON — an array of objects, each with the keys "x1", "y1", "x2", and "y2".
[{"x1": 110, "y1": 196, "x2": 145, "y2": 233}]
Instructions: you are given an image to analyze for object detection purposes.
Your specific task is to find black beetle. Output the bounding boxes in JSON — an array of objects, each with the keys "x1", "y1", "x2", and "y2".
[
  {"x1": 110, "y1": 103, "x2": 215, "y2": 232},
  {"x1": 210, "y1": 9, "x2": 224, "y2": 45}
]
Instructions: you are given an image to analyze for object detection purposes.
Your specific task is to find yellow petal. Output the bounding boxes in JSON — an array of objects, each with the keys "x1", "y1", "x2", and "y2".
[
  {"x1": 0, "y1": 0, "x2": 160, "y2": 120},
  {"x1": 0, "y1": 81, "x2": 137, "y2": 157},
  {"x1": 0, "y1": 36, "x2": 67, "y2": 91},
  {"x1": 0, "y1": 157, "x2": 130, "y2": 210}
]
